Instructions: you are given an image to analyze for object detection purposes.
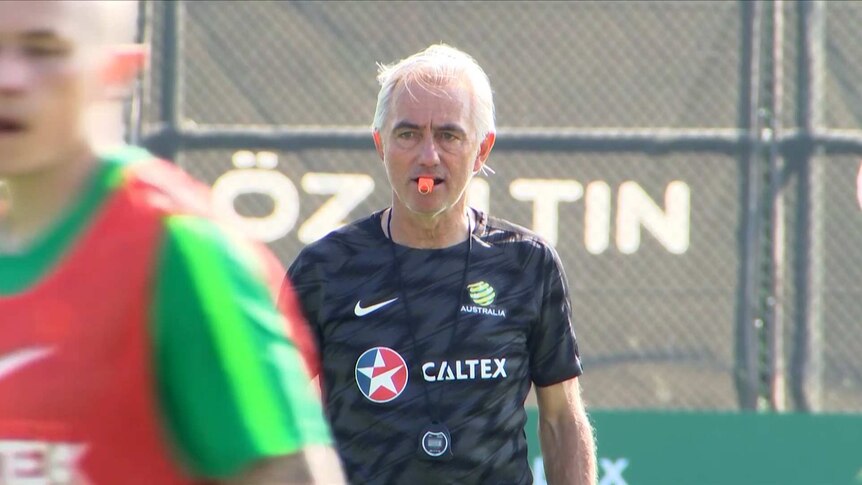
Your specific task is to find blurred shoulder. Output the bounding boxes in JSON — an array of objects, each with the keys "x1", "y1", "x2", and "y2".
[
  {"x1": 101, "y1": 145, "x2": 216, "y2": 220},
  {"x1": 291, "y1": 210, "x2": 386, "y2": 271},
  {"x1": 101, "y1": 146, "x2": 279, "y2": 277}
]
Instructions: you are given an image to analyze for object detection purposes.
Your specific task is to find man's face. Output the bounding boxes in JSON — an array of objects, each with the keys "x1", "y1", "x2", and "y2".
[
  {"x1": 0, "y1": 1, "x2": 101, "y2": 177},
  {"x1": 375, "y1": 80, "x2": 494, "y2": 217}
]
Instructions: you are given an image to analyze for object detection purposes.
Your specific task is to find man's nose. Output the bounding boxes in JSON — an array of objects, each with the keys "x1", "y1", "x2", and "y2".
[
  {"x1": 0, "y1": 52, "x2": 31, "y2": 96},
  {"x1": 418, "y1": 135, "x2": 441, "y2": 166}
]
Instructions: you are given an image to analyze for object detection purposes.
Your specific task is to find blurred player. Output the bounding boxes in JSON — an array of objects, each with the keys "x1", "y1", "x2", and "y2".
[
  {"x1": 286, "y1": 44, "x2": 596, "y2": 484},
  {"x1": 0, "y1": 1, "x2": 345, "y2": 483}
]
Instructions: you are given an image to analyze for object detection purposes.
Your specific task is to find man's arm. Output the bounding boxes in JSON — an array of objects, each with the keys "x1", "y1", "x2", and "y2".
[
  {"x1": 219, "y1": 446, "x2": 345, "y2": 485},
  {"x1": 535, "y1": 376, "x2": 597, "y2": 485}
]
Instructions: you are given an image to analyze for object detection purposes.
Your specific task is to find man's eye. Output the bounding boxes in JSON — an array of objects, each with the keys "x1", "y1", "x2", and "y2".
[
  {"x1": 24, "y1": 44, "x2": 70, "y2": 58},
  {"x1": 398, "y1": 132, "x2": 415, "y2": 139}
]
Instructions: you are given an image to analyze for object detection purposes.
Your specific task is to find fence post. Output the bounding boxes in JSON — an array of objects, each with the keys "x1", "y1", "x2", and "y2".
[
  {"x1": 763, "y1": 0, "x2": 788, "y2": 413},
  {"x1": 792, "y1": 0, "x2": 825, "y2": 413},
  {"x1": 734, "y1": 0, "x2": 764, "y2": 411},
  {"x1": 144, "y1": 0, "x2": 183, "y2": 161},
  {"x1": 126, "y1": 0, "x2": 151, "y2": 146}
]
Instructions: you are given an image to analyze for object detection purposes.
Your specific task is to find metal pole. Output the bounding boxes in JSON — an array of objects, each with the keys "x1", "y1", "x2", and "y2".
[
  {"x1": 147, "y1": 0, "x2": 183, "y2": 161},
  {"x1": 734, "y1": 0, "x2": 763, "y2": 411},
  {"x1": 766, "y1": 0, "x2": 786, "y2": 412},
  {"x1": 792, "y1": 0, "x2": 825, "y2": 413},
  {"x1": 126, "y1": 0, "x2": 151, "y2": 146}
]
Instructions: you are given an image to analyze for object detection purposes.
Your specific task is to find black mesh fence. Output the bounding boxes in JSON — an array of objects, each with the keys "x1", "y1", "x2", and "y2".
[
  {"x1": 140, "y1": 0, "x2": 862, "y2": 412},
  {"x1": 824, "y1": 2, "x2": 862, "y2": 129}
]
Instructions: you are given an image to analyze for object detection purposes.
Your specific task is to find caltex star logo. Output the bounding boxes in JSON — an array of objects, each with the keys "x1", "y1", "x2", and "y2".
[{"x1": 355, "y1": 347, "x2": 409, "y2": 403}]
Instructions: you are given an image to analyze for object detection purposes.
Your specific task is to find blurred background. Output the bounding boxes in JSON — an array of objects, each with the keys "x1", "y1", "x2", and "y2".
[{"x1": 134, "y1": 0, "x2": 862, "y2": 416}]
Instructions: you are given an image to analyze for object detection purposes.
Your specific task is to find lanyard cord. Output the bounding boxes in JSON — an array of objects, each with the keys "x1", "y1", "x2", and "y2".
[{"x1": 386, "y1": 208, "x2": 473, "y2": 423}]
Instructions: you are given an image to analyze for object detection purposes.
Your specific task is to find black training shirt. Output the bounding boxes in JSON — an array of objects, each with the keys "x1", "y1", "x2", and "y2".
[{"x1": 287, "y1": 209, "x2": 583, "y2": 485}]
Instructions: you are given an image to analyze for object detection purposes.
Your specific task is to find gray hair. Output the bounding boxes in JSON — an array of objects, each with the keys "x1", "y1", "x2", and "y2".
[{"x1": 372, "y1": 44, "x2": 496, "y2": 143}]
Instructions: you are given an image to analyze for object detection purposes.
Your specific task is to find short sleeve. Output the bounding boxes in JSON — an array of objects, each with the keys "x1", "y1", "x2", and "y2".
[
  {"x1": 528, "y1": 245, "x2": 584, "y2": 387},
  {"x1": 152, "y1": 215, "x2": 332, "y2": 478},
  {"x1": 285, "y1": 250, "x2": 326, "y2": 378}
]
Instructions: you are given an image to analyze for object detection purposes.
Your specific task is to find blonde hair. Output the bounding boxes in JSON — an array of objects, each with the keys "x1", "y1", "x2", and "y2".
[{"x1": 372, "y1": 44, "x2": 495, "y2": 143}]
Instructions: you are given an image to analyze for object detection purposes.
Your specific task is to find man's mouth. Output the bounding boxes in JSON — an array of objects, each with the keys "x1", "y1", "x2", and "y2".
[{"x1": 413, "y1": 177, "x2": 445, "y2": 185}]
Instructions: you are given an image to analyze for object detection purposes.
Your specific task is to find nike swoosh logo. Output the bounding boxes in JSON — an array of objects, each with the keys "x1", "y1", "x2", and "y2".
[
  {"x1": 0, "y1": 346, "x2": 55, "y2": 383},
  {"x1": 354, "y1": 298, "x2": 398, "y2": 317}
]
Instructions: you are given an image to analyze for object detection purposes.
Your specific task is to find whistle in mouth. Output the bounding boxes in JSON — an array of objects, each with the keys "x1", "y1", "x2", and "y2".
[{"x1": 418, "y1": 177, "x2": 434, "y2": 195}]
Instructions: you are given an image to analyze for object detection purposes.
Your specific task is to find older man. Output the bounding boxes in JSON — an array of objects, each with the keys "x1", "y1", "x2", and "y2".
[{"x1": 287, "y1": 43, "x2": 596, "y2": 485}]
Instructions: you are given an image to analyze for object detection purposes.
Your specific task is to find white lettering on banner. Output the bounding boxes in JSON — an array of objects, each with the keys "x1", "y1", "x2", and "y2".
[
  {"x1": 212, "y1": 151, "x2": 299, "y2": 243},
  {"x1": 510, "y1": 179, "x2": 584, "y2": 246},
  {"x1": 531, "y1": 457, "x2": 629, "y2": 485},
  {"x1": 616, "y1": 180, "x2": 690, "y2": 254},
  {"x1": 599, "y1": 457, "x2": 630, "y2": 485},
  {"x1": 0, "y1": 440, "x2": 87, "y2": 484},
  {"x1": 299, "y1": 173, "x2": 375, "y2": 243},
  {"x1": 422, "y1": 358, "x2": 507, "y2": 382},
  {"x1": 585, "y1": 181, "x2": 611, "y2": 255},
  {"x1": 210, "y1": 153, "x2": 692, "y2": 255}
]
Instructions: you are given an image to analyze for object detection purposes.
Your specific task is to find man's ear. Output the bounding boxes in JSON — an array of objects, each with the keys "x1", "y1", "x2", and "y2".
[
  {"x1": 100, "y1": 44, "x2": 149, "y2": 98},
  {"x1": 473, "y1": 132, "x2": 496, "y2": 173},
  {"x1": 373, "y1": 129, "x2": 385, "y2": 161}
]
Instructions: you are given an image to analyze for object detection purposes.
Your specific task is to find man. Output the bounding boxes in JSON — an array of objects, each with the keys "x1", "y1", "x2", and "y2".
[
  {"x1": 287, "y1": 44, "x2": 597, "y2": 484},
  {"x1": 0, "y1": 1, "x2": 345, "y2": 484}
]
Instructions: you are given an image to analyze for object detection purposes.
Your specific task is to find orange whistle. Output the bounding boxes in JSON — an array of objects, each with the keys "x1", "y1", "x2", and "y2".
[{"x1": 418, "y1": 177, "x2": 434, "y2": 195}]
